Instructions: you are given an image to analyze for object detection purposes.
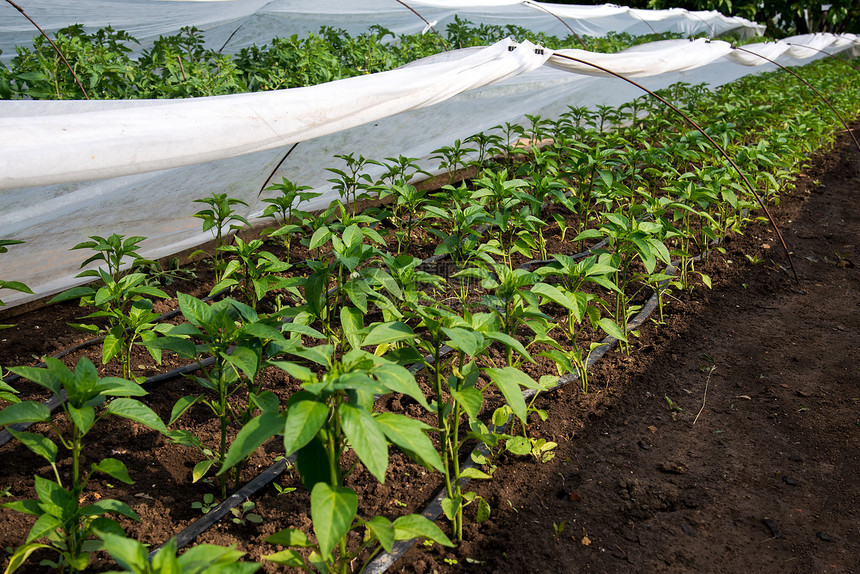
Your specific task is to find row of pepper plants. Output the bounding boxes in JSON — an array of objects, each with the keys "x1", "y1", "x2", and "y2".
[
  {"x1": 1, "y1": 53, "x2": 859, "y2": 574},
  {"x1": 0, "y1": 18, "x2": 686, "y2": 100}
]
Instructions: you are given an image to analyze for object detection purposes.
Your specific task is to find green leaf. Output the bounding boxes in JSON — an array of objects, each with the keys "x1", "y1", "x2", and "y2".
[
  {"x1": 531, "y1": 282, "x2": 579, "y2": 315},
  {"x1": 506, "y1": 436, "x2": 531, "y2": 455},
  {"x1": 67, "y1": 405, "x2": 96, "y2": 435},
  {"x1": 484, "y1": 367, "x2": 532, "y2": 423},
  {"x1": 140, "y1": 335, "x2": 196, "y2": 359},
  {"x1": 193, "y1": 459, "x2": 216, "y2": 483},
  {"x1": 449, "y1": 387, "x2": 483, "y2": 421},
  {"x1": 459, "y1": 467, "x2": 492, "y2": 480},
  {"x1": 440, "y1": 496, "x2": 458, "y2": 521},
  {"x1": 240, "y1": 322, "x2": 285, "y2": 343},
  {"x1": 283, "y1": 400, "x2": 328, "y2": 456},
  {"x1": 4, "y1": 543, "x2": 52, "y2": 574},
  {"x1": 269, "y1": 360, "x2": 314, "y2": 382},
  {"x1": 363, "y1": 322, "x2": 415, "y2": 347},
  {"x1": 392, "y1": 514, "x2": 453, "y2": 547},
  {"x1": 364, "y1": 516, "x2": 395, "y2": 553},
  {"x1": 26, "y1": 513, "x2": 63, "y2": 543},
  {"x1": 96, "y1": 377, "x2": 147, "y2": 397},
  {"x1": 266, "y1": 527, "x2": 314, "y2": 548},
  {"x1": 442, "y1": 327, "x2": 481, "y2": 357},
  {"x1": 296, "y1": 437, "x2": 330, "y2": 492},
  {"x1": 102, "y1": 333, "x2": 122, "y2": 365},
  {"x1": 309, "y1": 227, "x2": 332, "y2": 250},
  {"x1": 340, "y1": 306, "x2": 363, "y2": 351},
  {"x1": 220, "y1": 412, "x2": 283, "y2": 472},
  {"x1": 373, "y1": 363, "x2": 430, "y2": 411},
  {"x1": 263, "y1": 549, "x2": 306, "y2": 567},
  {"x1": 485, "y1": 332, "x2": 532, "y2": 363},
  {"x1": 81, "y1": 498, "x2": 139, "y2": 521},
  {"x1": 100, "y1": 533, "x2": 148, "y2": 572},
  {"x1": 2, "y1": 498, "x2": 42, "y2": 516},
  {"x1": 251, "y1": 391, "x2": 280, "y2": 416},
  {"x1": 105, "y1": 398, "x2": 167, "y2": 434},
  {"x1": 177, "y1": 292, "x2": 211, "y2": 327},
  {"x1": 48, "y1": 286, "x2": 93, "y2": 304},
  {"x1": 223, "y1": 346, "x2": 260, "y2": 381},
  {"x1": 6, "y1": 365, "x2": 61, "y2": 395},
  {"x1": 0, "y1": 401, "x2": 50, "y2": 425},
  {"x1": 340, "y1": 403, "x2": 388, "y2": 483},
  {"x1": 7, "y1": 429, "x2": 57, "y2": 463},
  {"x1": 597, "y1": 317, "x2": 627, "y2": 342},
  {"x1": 476, "y1": 497, "x2": 491, "y2": 523},
  {"x1": 310, "y1": 483, "x2": 358, "y2": 558},
  {"x1": 374, "y1": 413, "x2": 443, "y2": 473},
  {"x1": 179, "y1": 543, "x2": 249, "y2": 570},
  {"x1": 168, "y1": 395, "x2": 199, "y2": 426},
  {"x1": 91, "y1": 458, "x2": 134, "y2": 485}
]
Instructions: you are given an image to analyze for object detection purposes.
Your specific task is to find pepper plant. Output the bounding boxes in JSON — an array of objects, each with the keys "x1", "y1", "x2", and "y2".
[
  {"x1": 142, "y1": 293, "x2": 293, "y2": 497},
  {"x1": 49, "y1": 234, "x2": 169, "y2": 381},
  {"x1": 404, "y1": 304, "x2": 538, "y2": 539},
  {"x1": 261, "y1": 177, "x2": 321, "y2": 258},
  {"x1": 217, "y1": 321, "x2": 451, "y2": 573},
  {"x1": 0, "y1": 357, "x2": 167, "y2": 574},
  {"x1": 190, "y1": 193, "x2": 250, "y2": 282},
  {"x1": 209, "y1": 236, "x2": 297, "y2": 310}
]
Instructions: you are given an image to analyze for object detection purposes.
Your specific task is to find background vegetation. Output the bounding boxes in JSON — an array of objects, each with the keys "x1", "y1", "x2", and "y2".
[{"x1": 559, "y1": 0, "x2": 860, "y2": 36}]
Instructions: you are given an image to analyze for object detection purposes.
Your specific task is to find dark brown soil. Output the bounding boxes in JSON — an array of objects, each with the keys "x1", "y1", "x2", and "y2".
[{"x1": 1, "y1": 127, "x2": 858, "y2": 574}]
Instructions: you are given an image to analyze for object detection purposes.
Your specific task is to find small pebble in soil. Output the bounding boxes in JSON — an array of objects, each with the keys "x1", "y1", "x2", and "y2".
[
  {"x1": 638, "y1": 439, "x2": 651, "y2": 450},
  {"x1": 762, "y1": 517, "x2": 782, "y2": 538},
  {"x1": 782, "y1": 476, "x2": 798, "y2": 486},
  {"x1": 816, "y1": 532, "x2": 832, "y2": 542},
  {"x1": 658, "y1": 461, "x2": 687, "y2": 474},
  {"x1": 681, "y1": 522, "x2": 695, "y2": 537}
]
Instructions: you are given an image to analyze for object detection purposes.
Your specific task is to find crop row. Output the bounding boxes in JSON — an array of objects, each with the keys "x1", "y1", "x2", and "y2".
[
  {"x1": 1, "y1": 54, "x2": 859, "y2": 573},
  {"x1": 0, "y1": 19, "x2": 692, "y2": 100}
]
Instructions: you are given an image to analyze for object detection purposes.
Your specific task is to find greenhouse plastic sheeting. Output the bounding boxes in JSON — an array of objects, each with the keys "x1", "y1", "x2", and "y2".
[
  {"x1": 0, "y1": 0, "x2": 764, "y2": 64},
  {"x1": 1, "y1": 32, "x2": 857, "y2": 309}
]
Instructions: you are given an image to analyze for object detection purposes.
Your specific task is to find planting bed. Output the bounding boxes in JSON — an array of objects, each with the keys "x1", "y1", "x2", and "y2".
[
  {"x1": 1, "y1": 58, "x2": 859, "y2": 574},
  {"x1": 393, "y1": 124, "x2": 860, "y2": 573}
]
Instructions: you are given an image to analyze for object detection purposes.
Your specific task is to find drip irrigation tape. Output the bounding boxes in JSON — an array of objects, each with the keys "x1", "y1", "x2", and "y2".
[{"x1": 149, "y1": 455, "x2": 296, "y2": 559}]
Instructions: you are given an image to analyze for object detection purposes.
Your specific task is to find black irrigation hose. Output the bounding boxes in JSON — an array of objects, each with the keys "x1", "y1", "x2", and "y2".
[{"x1": 149, "y1": 455, "x2": 295, "y2": 559}]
